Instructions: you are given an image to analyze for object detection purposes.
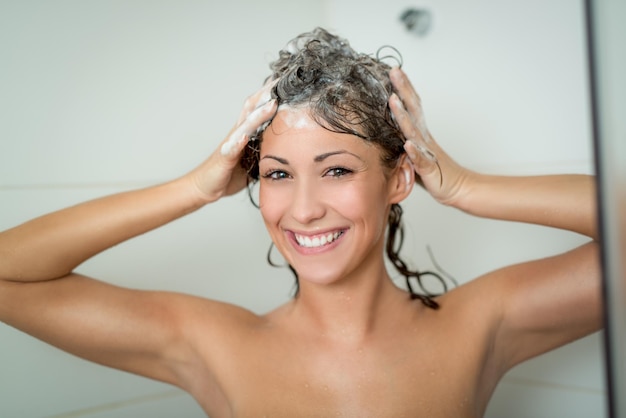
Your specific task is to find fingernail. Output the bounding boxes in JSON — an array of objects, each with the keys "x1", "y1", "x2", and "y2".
[
  {"x1": 404, "y1": 141, "x2": 418, "y2": 160},
  {"x1": 390, "y1": 93, "x2": 402, "y2": 108}
]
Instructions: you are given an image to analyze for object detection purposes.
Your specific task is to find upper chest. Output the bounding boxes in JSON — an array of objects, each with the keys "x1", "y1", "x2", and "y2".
[{"x1": 195, "y1": 305, "x2": 499, "y2": 418}]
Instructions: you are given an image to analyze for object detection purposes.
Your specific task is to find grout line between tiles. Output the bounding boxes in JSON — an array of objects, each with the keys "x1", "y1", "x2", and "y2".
[
  {"x1": 44, "y1": 389, "x2": 186, "y2": 418},
  {"x1": 0, "y1": 181, "x2": 158, "y2": 191},
  {"x1": 502, "y1": 375, "x2": 605, "y2": 395}
]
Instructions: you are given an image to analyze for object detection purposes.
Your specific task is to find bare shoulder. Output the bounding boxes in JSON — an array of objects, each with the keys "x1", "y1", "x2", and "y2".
[
  {"x1": 166, "y1": 290, "x2": 268, "y2": 359},
  {"x1": 438, "y1": 241, "x2": 602, "y2": 371},
  {"x1": 411, "y1": 244, "x2": 600, "y2": 413},
  {"x1": 172, "y1": 291, "x2": 263, "y2": 327}
]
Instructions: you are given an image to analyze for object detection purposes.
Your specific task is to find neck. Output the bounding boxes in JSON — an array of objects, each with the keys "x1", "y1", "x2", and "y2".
[{"x1": 289, "y1": 261, "x2": 408, "y2": 345}]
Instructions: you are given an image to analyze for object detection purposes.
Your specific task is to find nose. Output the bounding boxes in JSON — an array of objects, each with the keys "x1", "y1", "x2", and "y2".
[{"x1": 289, "y1": 177, "x2": 326, "y2": 225}]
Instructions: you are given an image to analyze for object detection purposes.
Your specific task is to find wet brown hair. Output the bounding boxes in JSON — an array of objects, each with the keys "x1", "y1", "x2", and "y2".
[{"x1": 241, "y1": 28, "x2": 447, "y2": 309}]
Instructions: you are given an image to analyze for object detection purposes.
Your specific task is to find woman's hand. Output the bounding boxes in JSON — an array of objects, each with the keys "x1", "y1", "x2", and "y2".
[
  {"x1": 389, "y1": 68, "x2": 597, "y2": 238},
  {"x1": 389, "y1": 67, "x2": 470, "y2": 206},
  {"x1": 187, "y1": 82, "x2": 278, "y2": 203}
]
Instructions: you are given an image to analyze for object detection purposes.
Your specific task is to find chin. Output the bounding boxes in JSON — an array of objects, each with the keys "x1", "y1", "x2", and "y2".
[
  {"x1": 292, "y1": 263, "x2": 354, "y2": 289},
  {"x1": 293, "y1": 264, "x2": 358, "y2": 287}
]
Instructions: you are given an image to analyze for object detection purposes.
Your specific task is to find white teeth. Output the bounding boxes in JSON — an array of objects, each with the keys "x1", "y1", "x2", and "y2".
[{"x1": 295, "y1": 231, "x2": 342, "y2": 248}]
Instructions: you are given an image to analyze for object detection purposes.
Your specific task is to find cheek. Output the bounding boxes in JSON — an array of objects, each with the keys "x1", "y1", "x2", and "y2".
[
  {"x1": 258, "y1": 183, "x2": 288, "y2": 224},
  {"x1": 331, "y1": 182, "x2": 388, "y2": 222}
]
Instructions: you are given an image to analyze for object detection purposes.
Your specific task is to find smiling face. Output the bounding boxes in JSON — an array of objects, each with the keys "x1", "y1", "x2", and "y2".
[{"x1": 258, "y1": 106, "x2": 407, "y2": 288}]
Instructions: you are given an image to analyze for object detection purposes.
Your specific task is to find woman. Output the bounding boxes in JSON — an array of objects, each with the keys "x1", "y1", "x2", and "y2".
[{"x1": 0, "y1": 28, "x2": 601, "y2": 417}]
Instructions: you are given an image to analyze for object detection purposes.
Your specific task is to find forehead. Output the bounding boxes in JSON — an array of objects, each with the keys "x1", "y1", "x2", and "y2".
[
  {"x1": 272, "y1": 105, "x2": 320, "y2": 131},
  {"x1": 261, "y1": 106, "x2": 377, "y2": 156}
]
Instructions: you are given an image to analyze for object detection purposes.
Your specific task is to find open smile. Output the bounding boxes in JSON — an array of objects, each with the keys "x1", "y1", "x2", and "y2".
[
  {"x1": 284, "y1": 228, "x2": 348, "y2": 253},
  {"x1": 293, "y1": 230, "x2": 345, "y2": 248}
]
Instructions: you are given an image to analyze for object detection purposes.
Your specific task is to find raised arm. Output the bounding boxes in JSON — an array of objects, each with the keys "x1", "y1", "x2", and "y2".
[
  {"x1": 0, "y1": 86, "x2": 277, "y2": 386},
  {"x1": 0, "y1": 89, "x2": 276, "y2": 283},
  {"x1": 388, "y1": 67, "x2": 596, "y2": 240},
  {"x1": 389, "y1": 67, "x2": 602, "y2": 369},
  {"x1": 0, "y1": 179, "x2": 203, "y2": 283}
]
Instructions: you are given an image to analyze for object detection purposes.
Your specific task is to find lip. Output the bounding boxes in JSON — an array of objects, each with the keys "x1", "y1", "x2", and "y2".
[{"x1": 284, "y1": 227, "x2": 348, "y2": 255}]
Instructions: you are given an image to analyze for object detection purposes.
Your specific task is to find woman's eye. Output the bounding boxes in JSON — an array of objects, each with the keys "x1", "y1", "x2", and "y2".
[
  {"x1": 325, "y1": 167, "x2": 353, "y2": 177},
  {"x1": 262, "y1": 170, "x2": 290, "y2": 180}
]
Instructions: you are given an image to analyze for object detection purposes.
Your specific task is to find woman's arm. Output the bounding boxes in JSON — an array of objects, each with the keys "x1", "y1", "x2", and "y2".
[
  {"x1": 0, "y1": 178, "x2": 204, "y2": 282},
  {"x1": 0, "y1": 87, "x2": 277, "y2": 386},
  {"x1": 389, "y1": 67, "x2": 602, "y2": 369},
  {"x1": 456, "y1": 173, "x2": 596, "y2": 239},
  {"x1": 388, "y1": 67, "x2": 596, "y2": 240},
  {"x1": 0, "y1": 89, "x2": 277, "y2": 283}
]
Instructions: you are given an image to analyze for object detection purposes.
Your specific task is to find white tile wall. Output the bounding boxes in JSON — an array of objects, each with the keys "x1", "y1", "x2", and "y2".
[
  {"x1": 46, "y1": 390, "x2": 206, "y2": 418},
  {"x1": 0, "y1": 0, "x2": 607, "y2": 417}
]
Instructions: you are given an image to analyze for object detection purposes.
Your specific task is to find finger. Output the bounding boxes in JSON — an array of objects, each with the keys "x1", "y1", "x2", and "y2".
[
  {"x1": 404, "y1": 140, "x2": 437, "y2": 172},
  {"x1": 389, "y1": 68, "x2": 420, "y2": 112},
  {"x1": 389, "y1": 69, "x2": 431, "y2": 144},
  {"x1": 236, "y1": 79, "x2": 279, "y2": 125},
  {"x1": 221, "y1": 98, "x2": 277, "y2": 158},
  {"x1": 390, "y1": 93, "x2": 434, "y2": 151}
]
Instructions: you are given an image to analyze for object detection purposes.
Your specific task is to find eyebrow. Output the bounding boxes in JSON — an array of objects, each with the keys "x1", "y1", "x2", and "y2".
[
  {"x1": 314, "y1": 150, "x2": 364, "y2": 162},
  {"x1": 260, "y1": 150, "x2": 364, "y2": 165},
  {"x1": 261, "y1": 155, "x2": 289, "y2": 165}
]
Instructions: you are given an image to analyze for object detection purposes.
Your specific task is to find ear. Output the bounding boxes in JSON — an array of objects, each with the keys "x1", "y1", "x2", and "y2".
[{"x1": 388, "y1": 155, "x2": 415, "y2": 204}]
